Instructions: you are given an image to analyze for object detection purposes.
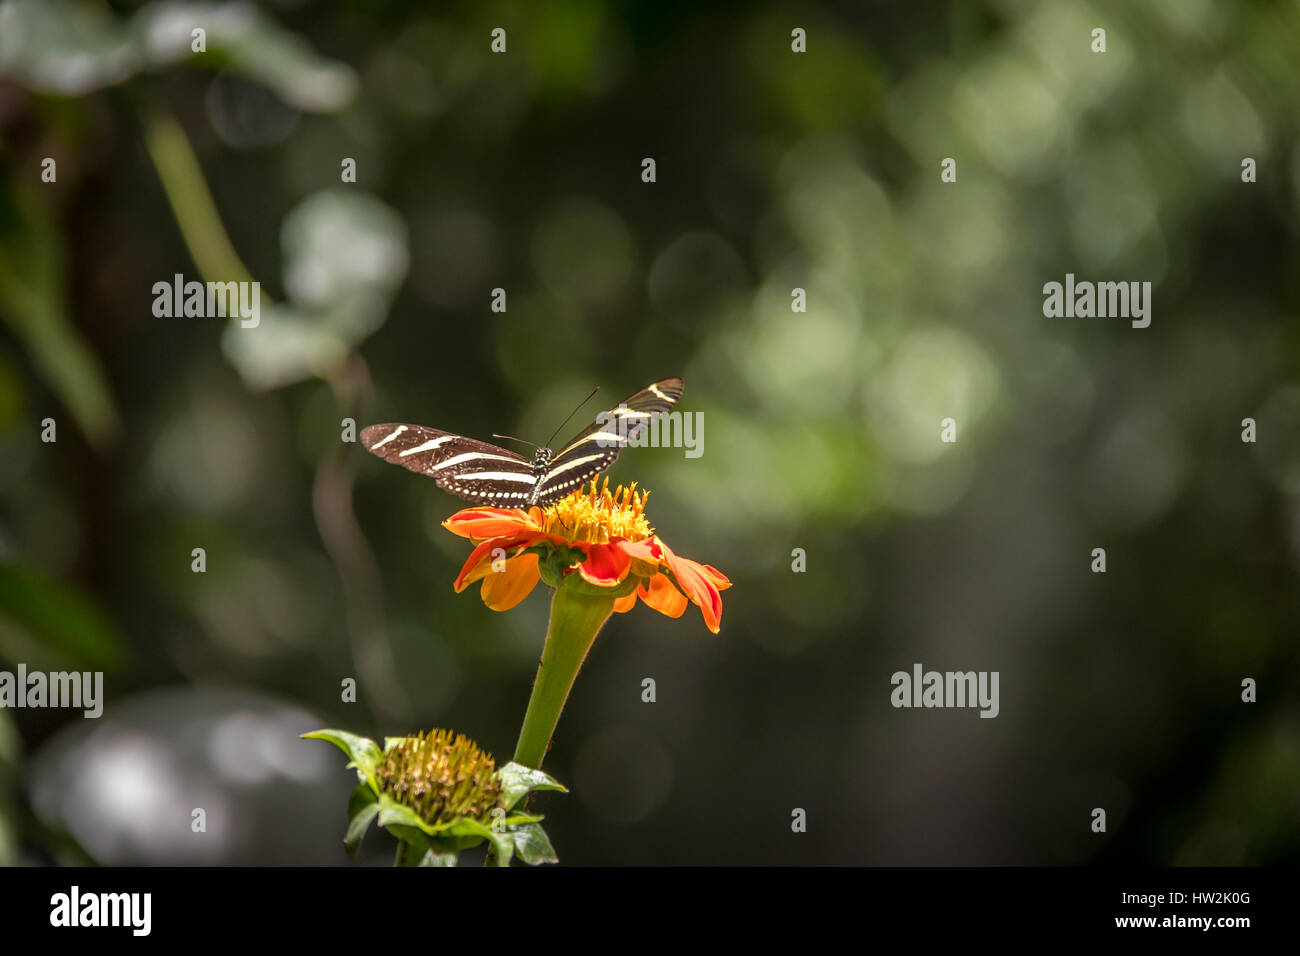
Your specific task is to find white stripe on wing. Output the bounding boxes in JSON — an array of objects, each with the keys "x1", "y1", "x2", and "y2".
[
  {"x1": 398, "y1": 436, "x2": 458, "y2": 457},
  {"x1": 430, "y1": 452, "x2": 526, "y2": 471},
  {"x1": 458, "y1": 471, "x2": 538, "y2": 484},
  {"x1": 368, "y1": 425, "x2": 408, "y2": 450}
]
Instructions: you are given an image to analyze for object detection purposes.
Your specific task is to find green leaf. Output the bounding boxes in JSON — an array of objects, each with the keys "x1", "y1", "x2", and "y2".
[
  {"x1": 392, "y1": 833, "x2": 435, "y2": 867},
  {"x1": 441, "y1": 817, "x2": 496, "y2": 840},
  {"x1": 133, "y1": 3, "x2": 357, "y2": 112},
  {"x1": 487, "y1": 830, "x2": 516, "y2": 867},
  {"x1": 376, "y1": 799, "x2": 431, "y2": 834},
  {"x1": 344, "y1": 785, "x2": 379, "y2": 860},
  {"x1": 511, "y1": 822, "x2": 559, "y2": 865},
  {"x1": 375, "y1": 795, "x2": 470, "y2": 841},
  {"x1": 378, "y1": 798, "x2": 502, "y2": 843},
  {"x1": 0, "y1": 189, "x2": 120, "y2": 447},
  {"x1": 346, "y1": 782, "x2": 377, "y2": 818},
  {"x1": 0, "y1": 0, "x2": 137, "y2": 96},
  {"x1": 0, "y1": 0, "x2": 356, "y2": 109},
  {"x1": 497, "y1": 762, "x2": 567, "y2": 810},
  {"x1": 504, "y1": 813, "x2": 544, "y2": 827},
  {"x1": 301, "y1": 729, "x2": 382, "y2": 792},
  {"x1": 383, "y1": 812, "x2": 554, "y2": 866},
  {"x1": 387, "y1": 825, "x2": 469, "y2": 866},
  {"x1": 0, "y1": 563, "x2": 123, "y2": 673},
  {"x1": 439, "y1": 832, "x2": 495, "y2": 853},
  {"x1": 442, "y1": 817, "x2": 522, "y2": 866}
]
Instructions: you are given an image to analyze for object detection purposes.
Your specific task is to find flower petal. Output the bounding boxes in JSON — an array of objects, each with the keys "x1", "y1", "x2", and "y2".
[
  {"x1": 619, "y1": 539, "x2": 662, "y2": 560},
  {"x1": 575, "y1": 542, "x2": 632, "y2": 587},
  {"x1": 443, "y1": 508, "x2": 536, "y2": 542},
  {"x1": 612, "y1": 591, "x2": 638, "y2": 614},
  {"x1": 480, "y1": 553, "x2": 540, "y2": 611},
  {"x1": 657, "y1": 539, "x2": 724, "y2": 633},
  {"x1": 699, "y1": 564, "x2": 731, "y2": 590},
  {"x1": 452, "y1": 532, "x2": 538, "y2": 592},
  {"x1": 639, "y1": 572, "x2": 688, "y2": 619},
  {"x1": 618, "y1": 538, "x2": 665, "y2": 578}
]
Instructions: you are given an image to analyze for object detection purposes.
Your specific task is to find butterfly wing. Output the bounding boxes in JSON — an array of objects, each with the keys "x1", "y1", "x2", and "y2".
[
  {"x1": 360, "y1": 423, "x2": 538, "y2": 506},
  {"x1": 531, "y1": 377, "x2": 684, "y2": 505}
]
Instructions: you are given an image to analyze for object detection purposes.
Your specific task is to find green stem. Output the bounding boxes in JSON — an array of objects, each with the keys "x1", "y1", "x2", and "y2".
[
  {"x1": 142, "y1": 110, "x2": 256, "y2": 287},
  {"x1": 394, "y1": 841, "x2": 427, "y2": 867},
  {"x1": 513, "y1": 584, "x2": 616, "y2": 769}
]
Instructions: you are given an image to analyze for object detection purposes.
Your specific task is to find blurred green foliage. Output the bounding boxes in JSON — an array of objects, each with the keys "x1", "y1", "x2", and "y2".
[{"x1": 0, "y1": 0, "x2": 1297, "y2": 864}]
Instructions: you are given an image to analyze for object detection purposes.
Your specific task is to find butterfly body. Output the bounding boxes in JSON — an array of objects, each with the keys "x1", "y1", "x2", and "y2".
[{"x1": 361, "y1": 378, "x2": 683, "y2": 507}]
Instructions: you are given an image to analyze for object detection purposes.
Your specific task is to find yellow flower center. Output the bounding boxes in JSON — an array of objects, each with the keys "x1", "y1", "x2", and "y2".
[{"x1": 540, "y1": 478, "x2": 653, "y2": 544}]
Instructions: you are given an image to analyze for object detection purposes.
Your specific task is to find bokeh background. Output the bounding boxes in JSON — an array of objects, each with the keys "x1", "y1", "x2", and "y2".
[{"x1": 1, "y1": 0, "x2": 1298, "y2": 866}]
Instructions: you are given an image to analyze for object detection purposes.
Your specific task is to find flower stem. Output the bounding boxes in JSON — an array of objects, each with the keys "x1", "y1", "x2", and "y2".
[
  {"x1": 395, "y1": 841, "x2": 423, "y2": 867},
  {"x1": 513, "y1": 583, "x2": 616, "y2": 769},
  {"x1": 142, "y1": 111, "x2": 257, "y2": 289}
]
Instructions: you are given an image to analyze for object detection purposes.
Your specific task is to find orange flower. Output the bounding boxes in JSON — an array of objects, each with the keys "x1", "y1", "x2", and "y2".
[{"x1": 443, "y1": 479, "x2": 731, "y2": 633}]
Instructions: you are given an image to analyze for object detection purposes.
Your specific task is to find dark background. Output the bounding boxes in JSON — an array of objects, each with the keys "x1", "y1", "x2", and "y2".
[{"x1": 1, "y1": 0, "x2": 1298, "y2": 865}]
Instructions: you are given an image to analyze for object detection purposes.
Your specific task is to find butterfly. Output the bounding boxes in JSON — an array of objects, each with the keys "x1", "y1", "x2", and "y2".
[{"x1": 360, "y1": 378, "x2": 684, "y2": 507}]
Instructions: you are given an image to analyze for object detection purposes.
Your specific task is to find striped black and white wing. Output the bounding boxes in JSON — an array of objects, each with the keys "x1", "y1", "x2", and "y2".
[
  {"x1": 360, "y1": 423, "x2": 537, "y2": 506},
  {"x1": 531, "y1": 377, "x2": 684, "y2": 505}
]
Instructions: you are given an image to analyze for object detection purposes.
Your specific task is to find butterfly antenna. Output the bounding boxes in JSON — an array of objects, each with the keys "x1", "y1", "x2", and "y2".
[
  {"x1": 544, "y1": 385, "x2": 600, "y2": 448},
  {"x1": 492, "y1": 433, "x2": 540, "y2": 449}
]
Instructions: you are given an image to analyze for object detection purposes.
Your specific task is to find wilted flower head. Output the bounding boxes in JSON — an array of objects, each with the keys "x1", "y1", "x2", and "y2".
[
  {"x1": 376, "y1": 729, "x2": 504, "y2": 828},
  {"x1": 304, "y1": 727, "x2": 565, "y2": 866}
]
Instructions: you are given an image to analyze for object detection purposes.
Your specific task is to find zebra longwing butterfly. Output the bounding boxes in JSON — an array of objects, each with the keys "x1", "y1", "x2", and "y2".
[{"x1": 360, "y1": 378, "x2": 684, "y2": 507}]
